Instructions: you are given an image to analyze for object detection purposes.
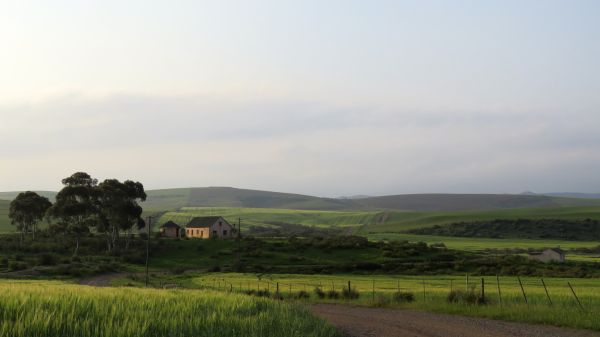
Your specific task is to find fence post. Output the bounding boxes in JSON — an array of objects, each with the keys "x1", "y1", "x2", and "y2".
[
  {"x1": 517, "y1": 276, "x2": 528, "y2": 305},
  {"x1": 496, "y1": 275, "x2": 502, "y2": 306},
  {"x1": 348, "y1": 281, "x2": 351, "y2": 293},
  {"x1": 466, "y1": 273, "x2": 469, "y2": 291},
  {"x1": 568, "y1": 282, "x2": 584, "y2": 310},
  {"x1": 422, "y1": 279, "x2": 426, "y2": 301},
  {"x1": 481, "y1": 278, "x2": 485, "y2": 303},
  {"x1": 541, "y1": 279, "x2": 552, "y2": 306}
]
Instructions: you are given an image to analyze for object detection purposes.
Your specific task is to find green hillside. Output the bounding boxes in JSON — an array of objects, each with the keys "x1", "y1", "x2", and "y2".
[{"x1": 362, "y1": 206, "x2": 600, "y2": 233}]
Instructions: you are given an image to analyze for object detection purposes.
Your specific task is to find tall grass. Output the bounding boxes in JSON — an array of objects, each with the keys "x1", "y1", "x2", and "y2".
[
  {"x1": 187, "y1": 273, "x2": 600, "y2": 331},
  {"x1": 0, "y1": 281, "x2": 339, "y2": 337}
]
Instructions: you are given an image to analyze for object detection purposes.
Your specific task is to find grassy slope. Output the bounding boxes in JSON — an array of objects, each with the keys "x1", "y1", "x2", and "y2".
[{"x1": 0, "y1": 281, "x2": 338, "y2": 337}]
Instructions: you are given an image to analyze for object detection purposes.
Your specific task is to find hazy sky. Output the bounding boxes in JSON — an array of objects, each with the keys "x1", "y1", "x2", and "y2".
[{"x1": 1, "y1": 1, "x2": 600, "y2": 197}]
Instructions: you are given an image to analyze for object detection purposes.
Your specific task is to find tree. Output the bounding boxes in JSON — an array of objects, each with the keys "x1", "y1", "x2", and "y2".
[
  {"x1": 8, "y1": 191, "x2": 52, "y2": 243},
  {"x1": 48, "y1": 172, "x2": 99, "y2": 256},
  {"x1": 97, "y1": 179, "x2": 146, "y2": 252}
]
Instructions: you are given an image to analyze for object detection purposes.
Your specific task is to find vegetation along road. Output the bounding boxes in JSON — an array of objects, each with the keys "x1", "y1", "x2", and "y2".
[{"x1": 311, "y1": 304, "x2": 600, "y2": 337}]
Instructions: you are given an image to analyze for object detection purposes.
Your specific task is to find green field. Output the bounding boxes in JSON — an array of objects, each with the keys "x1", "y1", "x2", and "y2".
[
  {"x1": 158, "y1": 207, "x2": 380, "y2": 232},
  {"x1": 111, "y1": 272, "x2": 600, "y2": 331},
  {"x1": 0, "y1": 280, "x2": 338, "y2": 337}
]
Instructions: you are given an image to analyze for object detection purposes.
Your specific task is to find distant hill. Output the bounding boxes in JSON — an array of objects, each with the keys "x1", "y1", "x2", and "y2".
[
  {"x1": 353, "y1": 193, "x2": 600, "y2": 212},
  {"x1": 540, "y1": 192, "x2": 600, "y2": 199},
  {"x1": 0, "y1": 191, "x2": 57, "y2": 201},
  {"x1": 2, "y1": 187, "x2": 600, "y2": 213},
  {"x1": 144, "y1": 187, "x2": 355, "y2": 211}
]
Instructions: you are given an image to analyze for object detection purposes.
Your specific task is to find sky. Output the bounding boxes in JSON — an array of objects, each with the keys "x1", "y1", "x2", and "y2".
[{"x1": 1, "y1": 0, "x2": 600, "y2": 197}]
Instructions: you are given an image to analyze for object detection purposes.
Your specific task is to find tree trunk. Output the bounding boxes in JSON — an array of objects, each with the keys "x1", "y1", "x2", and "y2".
[{"x1": 32, "y1": 223, "x2": 36, "y2": 241}]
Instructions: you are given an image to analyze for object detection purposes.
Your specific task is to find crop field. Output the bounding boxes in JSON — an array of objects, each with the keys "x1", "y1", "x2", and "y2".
[
  {"x1": 158, "y1": 207, "x2": 380, "y2": 232},
  {"x1": 114, "y1": 272, "x2": 600, "y2": 331},
  {"x1": 0, "y1": 280, "x2": 339, "y2": 337}
]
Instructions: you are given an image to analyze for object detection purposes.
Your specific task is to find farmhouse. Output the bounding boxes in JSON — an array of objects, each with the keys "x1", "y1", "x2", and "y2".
[
  {"x1": 528, "y1": 248, "x2": 566, "y2": 263},
  {"x1": 159, "y1": 221, "x2": 183, "y2": 238},
  {"x1": 185, "y1": 216, "x2": 236, "y2": 239}
]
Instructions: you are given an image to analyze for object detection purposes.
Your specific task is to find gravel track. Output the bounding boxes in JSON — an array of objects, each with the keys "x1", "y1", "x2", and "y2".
[{"x1": 311, "y1": 304, "x2": 600, "y2": 337}]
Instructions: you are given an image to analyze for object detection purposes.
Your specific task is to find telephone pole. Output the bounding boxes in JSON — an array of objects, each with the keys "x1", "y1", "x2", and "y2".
[{"x1": 145, "y1": 215, "x2": 153, "y2": 287}]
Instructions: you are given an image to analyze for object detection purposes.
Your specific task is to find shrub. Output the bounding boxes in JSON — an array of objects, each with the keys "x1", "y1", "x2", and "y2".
[
  {"x1": 326, "y1": 290, "x2": 340, "y2": 299},
  {"x1": 447, "y1": 290, "x2": 486, "y2": 305},
  {"x1": 9, "y1": 261, "x2": 27, "y2": 271},
  {"x1": 38, "y1": 253, "x2": 57, "y2": 266},
  {"x1": 393, "y1": 291, "x2": 415, "y2": 303},
  {"x1": 314, "y1": 287, "x2": 326, "y2": 299},
  {"x1": 373, "y1": 294, "x2": 391, "y2": 307},
  {"x1": 0, "y1": 257, "x2": 8, "y2": 268},
  {"x1": 341, "y1": 287, "x2": 360, "y2": 299},
  {"x1": 294, "y1": 291, "x2": 310, "y2": 299}
]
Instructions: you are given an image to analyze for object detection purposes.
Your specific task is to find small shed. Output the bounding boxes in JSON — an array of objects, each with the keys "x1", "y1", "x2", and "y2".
[
  {"x1": 529, "y1": 248, "x2": 565, "y2": 263},
  {"x1": 160, "y1": 221, "x2": 182, "y2": 238},
  {"x1": 185, "y1": 216, "x2": 236, "y2": 239}
]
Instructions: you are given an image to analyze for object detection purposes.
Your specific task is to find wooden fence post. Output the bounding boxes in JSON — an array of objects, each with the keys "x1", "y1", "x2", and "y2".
[
  {"x1": 517, "y1": 276, "x2": 528, "y2": 305},
  {"x1": 466, "y1": 273, "x2": 469, "y2": 291},
  {"x1": 541, "y1": 279, "x2": 552, "y2": 306},
  {"x1": 481, "y1": 278, "x2": 485, "y2": 303},
  {"x1": 568, "y1": 282, "x2": 584, "y2": 310},
  {"x1": 276, "y1": 282, "x2": 279, "y2": 294}
]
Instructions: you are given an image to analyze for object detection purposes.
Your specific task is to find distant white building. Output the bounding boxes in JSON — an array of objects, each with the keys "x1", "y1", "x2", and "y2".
[{"x1": 528, "y1": 248, "x2": 565, "y2": 263}]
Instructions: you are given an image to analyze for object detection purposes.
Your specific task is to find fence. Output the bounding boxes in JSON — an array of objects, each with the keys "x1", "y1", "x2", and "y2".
[{"x1": 188, "y1": 274, "x2": 597, "y2": 310}]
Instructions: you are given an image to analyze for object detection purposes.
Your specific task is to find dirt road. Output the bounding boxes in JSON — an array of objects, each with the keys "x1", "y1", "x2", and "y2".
[{"x1": 311, "y1": 304, "x2": 600, "y2": 337}]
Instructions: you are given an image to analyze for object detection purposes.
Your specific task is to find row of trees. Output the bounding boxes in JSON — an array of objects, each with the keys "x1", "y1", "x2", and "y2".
[{"x1": 8, "y1": 172, "x2": 147, "y2": 255}]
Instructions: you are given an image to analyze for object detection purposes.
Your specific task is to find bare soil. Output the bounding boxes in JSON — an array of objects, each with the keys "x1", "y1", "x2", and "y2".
[{"x1": 311, "y1": 304, "x2": 600, "y2": 337}]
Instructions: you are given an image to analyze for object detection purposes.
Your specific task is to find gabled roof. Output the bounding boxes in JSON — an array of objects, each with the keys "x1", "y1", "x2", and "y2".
[
  {"x1": 547, "y1": 248, "x2": 565, "y2": 254},
  {"x1": 187, "y1": 216, "x2": 223, "y2": 228},
  {"x1": 160, "y1": 221, "x2": 181, "y2": 229}
]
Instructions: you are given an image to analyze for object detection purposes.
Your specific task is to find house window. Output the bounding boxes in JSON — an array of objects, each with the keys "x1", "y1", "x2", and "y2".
[
  {"x1": 213, "y1": 230, "x2": 217, "y2": 236},
  {"x1": 223, "y1": 230, "x2": 228, "y2": 236}
]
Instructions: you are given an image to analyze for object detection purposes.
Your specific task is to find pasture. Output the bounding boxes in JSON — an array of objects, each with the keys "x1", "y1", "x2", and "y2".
[
  {"x1": 116, "y1": 272, "x2": 600, "y2": 331},
  {"x1": 0, "y1": 280, "x2": 339, "y2": 337}
]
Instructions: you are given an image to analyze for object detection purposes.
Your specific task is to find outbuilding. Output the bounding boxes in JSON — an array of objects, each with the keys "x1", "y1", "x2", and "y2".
[
  {"x1": 159, "y1": 221, "x2": 183, "y2": 238},
  {"x1": 528, "y1": 248, "x2": 566, "y2": 263}
]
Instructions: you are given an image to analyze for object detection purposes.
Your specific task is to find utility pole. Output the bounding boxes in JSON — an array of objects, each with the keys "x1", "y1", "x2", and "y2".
[
  {"x1": 236, "y1": 218, "x2": 242, "y2": 269},
  {"x1": 145, "y1": 215, "x2": 153, "y2": 287}
]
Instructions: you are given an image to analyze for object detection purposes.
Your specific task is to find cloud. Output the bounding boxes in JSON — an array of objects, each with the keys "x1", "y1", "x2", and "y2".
[{"x1": 0, "y1": 93, "x2": 599, "y2": 195}]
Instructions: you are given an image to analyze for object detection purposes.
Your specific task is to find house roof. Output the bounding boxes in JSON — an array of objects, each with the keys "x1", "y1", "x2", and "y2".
[
  {"x1": 187, "y1": 216, "x2": 224, "y2": 228},
  {"x1": 160, "y1": 221, "x2": 181, "y2": 229},
  {"x1": 547, "y1": 248, "x2": 565, "y2": 254}
]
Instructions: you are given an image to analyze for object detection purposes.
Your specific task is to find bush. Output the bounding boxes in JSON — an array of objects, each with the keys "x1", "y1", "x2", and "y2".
[
  {"x1": 9, "y1": 261, "x2": 27, "y2": 271},
  {"x1": 294, "y1": 291, "x2": 310, "y2": 299},
  {"x1": 326, "y1": 290, "x2": 340, "y2": 299},
  {"x1": 314, "y1": 287, "x2": 326, "y2": 299},
  {"x1": 0, "y1": 257, "x2": 8, "y2": 268},
  {"x1": 38, "y1": 253, "x2": 57, "y2": 266},
  {"x1": 342, "y1": 287, "x2": 360, "y2": 299},
  {"x1": 373, "y1": 294, "x2": 391, "y2": 307},
  {"x1": 447, "y1": 290, "x2": 486, "y2": 305},
  {"x1": 393, "y1": 291, "x2": 415, "y2": 303}
]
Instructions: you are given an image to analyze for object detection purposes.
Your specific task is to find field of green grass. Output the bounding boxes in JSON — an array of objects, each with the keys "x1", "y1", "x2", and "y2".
[
  {"x1": 0, "y1": 280, "x2": 338, "y2": 337},
  {"x1": 111, "y1": 272, "x2": 600, "y2": 331},
  {"x1": 157, "y1": 207, "x2": 380, "y2": 232},
  {"x1": 362, "y1": 206, "x2": 600, "y2": 233}
]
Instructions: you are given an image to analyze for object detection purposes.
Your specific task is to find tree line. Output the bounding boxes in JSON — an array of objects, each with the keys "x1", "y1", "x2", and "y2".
[{"x1": 8, "y1": 172, "x2": 147, "y2": 255}]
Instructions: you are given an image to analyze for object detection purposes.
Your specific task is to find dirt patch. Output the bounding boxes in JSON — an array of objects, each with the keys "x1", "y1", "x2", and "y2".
[
  {"x1": 79, "y1": 273, "x2": 128, "y2": 287},
  {"x1": 311, "y1": 304, "x2": 600, "y2": 337}
]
